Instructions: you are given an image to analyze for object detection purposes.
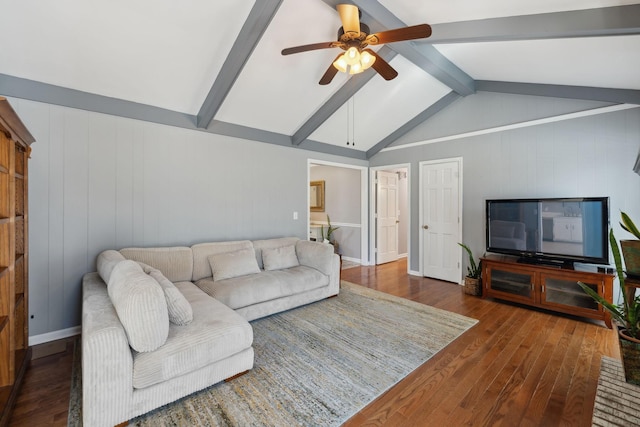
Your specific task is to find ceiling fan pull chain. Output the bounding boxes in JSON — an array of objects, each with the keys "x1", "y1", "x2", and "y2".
[{"x1": 346, "y1": 98, "x2": 350, "y2": 145}]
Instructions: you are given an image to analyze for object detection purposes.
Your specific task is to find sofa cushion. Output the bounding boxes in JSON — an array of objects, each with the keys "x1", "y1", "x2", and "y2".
[
  {"x1": 96, "y1": 250, "x2": 126, "y2": 284},
  {"x1": 252, "y1": 237, "x2": 299, "y2": 269},
  {"x1": 196, "y1": 266, "x2": 329, "y2": 310},
  {"x1": 119, "y1": 246, "x2": 193, "y2": 283},
  {"x1": 136, "y1": 262, "x2": 193, "y2": 325},
  {"x1": 131, "y1": 282, "x2": 253, "y2": 389},
  {"x1": 295, "y1": 240, "x2": 336, "y2": 276},
  {"x1": 107, "y1": 260, "x2": 169, "y2": 352},
  {"x1": 262, "y1": 245, "x2": 299, "y2": 271},
  {"x1": 208, "y1": 248, "x2": 260, "y2": 281},
  {"x1": 191, "y1": 240, "x2": 253, "y2": 282}
]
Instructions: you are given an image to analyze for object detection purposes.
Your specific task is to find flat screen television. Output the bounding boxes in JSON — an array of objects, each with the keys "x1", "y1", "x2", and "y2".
[{"x1": 486, "y1": 197, "x2": 609, "y2": 266}]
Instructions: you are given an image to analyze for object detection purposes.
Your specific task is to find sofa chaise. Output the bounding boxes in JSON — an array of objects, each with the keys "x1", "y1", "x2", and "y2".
[{"x1": 81, "y1": 237, "x2": 340, "y2": 427}]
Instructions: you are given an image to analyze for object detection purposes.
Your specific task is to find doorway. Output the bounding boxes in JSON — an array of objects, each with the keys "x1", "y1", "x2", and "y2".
[
  {"x1": 308, "y1": 159, "x2": 369, "y2": 265},
  {"x1": 370, "y1": 164, "x2": 410, "y2": 269},
  {"x1": 419, "y1": 158, "x2": 462, "y2": 283}
]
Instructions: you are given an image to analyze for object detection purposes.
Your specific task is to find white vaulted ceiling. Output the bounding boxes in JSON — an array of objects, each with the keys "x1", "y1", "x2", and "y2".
[{"x1": 1, "y1": 0, "x2": 639, "y2": 159}]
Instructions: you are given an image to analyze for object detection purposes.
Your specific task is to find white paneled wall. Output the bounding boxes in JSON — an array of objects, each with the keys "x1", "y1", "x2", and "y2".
[{"x1": 8, "y1": 98, "x2": 366, "y2": 336}]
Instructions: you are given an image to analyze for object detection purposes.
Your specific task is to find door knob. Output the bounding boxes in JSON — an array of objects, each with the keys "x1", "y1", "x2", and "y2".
[{"x1": 423, "y1": 225, "x2": 429, "y2": 229}]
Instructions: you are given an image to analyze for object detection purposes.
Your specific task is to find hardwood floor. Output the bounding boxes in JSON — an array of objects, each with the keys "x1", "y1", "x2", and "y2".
[
  {"x1": 341, "y1": 259, "x2": 619, "y2": 426},
  {"x1": 8, "y1": 259, "x2": 619, "y2": 426}
]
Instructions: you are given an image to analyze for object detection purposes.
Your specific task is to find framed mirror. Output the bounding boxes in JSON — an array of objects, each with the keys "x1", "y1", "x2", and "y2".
[{"x1": 310, "y1": 180, "x2": 325, "y2": 212}]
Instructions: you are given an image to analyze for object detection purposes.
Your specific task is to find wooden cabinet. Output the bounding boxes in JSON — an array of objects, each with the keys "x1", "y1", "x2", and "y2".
[
  {"x1": 482, "y1": 255, "x2": 613, "y2": 328},
  {"x1": 0, "y1": 97, "x2": 34, "y2": 426}
]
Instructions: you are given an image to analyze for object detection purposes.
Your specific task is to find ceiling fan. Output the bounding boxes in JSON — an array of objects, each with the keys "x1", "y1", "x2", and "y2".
[{"x1": 281, "y1": 4, "x2": 432, "y2": 85}]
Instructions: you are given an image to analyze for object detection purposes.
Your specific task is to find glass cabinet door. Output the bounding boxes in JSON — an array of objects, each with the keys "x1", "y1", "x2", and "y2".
[
  {"x1": 489, "y1": 269, "x2": 534, "y2": 299},
  {"x1": 541, "y1": 276, "x2": 599, "y2": 312}
]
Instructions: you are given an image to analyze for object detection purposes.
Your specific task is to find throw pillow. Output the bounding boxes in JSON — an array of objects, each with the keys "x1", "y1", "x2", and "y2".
[
  {"x1": 262, "y1": 245, "x2": 300, "y2": 271},
  {"x1": 208, "y1": 248, "x2": 260, "y2": 281},
  {"x1": 136, "y1": 262, "x2": 193, "y2": 325},
  {"x1": 149, "y1": 270, "x2": 193, "y2": 325},
  {"x1": 107, "y1": 260, "x2": 169, "y2": 352}
]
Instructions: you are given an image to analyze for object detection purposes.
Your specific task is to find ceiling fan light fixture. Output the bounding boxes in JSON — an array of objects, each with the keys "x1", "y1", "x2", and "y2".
[
  {"x1": 360, "y1": 50, "x2": 375, "y2": 70},
  {"x1": 344, "y1": 46, "x2": 360, "y2": 65},
  {"x1": 348, "y1": 62, "x2": 363, "y2": 75},
  {"x1": 333, "y1": 56, "x2": 348, "y2": 73}
]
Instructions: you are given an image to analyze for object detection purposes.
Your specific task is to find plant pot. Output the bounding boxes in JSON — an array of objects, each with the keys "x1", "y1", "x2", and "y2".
[
  {"x1": 621, "y1": 240, "x2": 640, "y2": 278},
  {"x1": 618, "y1": 328, "x2": 640, "y2": 386},
  {"x1": 463, "y1": 277, "x2": 482, "y2": 296}
]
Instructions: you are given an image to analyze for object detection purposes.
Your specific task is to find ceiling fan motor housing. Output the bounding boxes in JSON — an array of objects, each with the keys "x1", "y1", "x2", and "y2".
[{"x1": 337, "y1": 23, "x2": 371, "y2": 49}]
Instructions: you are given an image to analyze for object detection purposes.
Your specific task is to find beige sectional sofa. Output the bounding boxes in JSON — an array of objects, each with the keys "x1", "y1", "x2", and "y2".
[{"x1": 81, "y1": 237, "x2": 340, "y2": 427}]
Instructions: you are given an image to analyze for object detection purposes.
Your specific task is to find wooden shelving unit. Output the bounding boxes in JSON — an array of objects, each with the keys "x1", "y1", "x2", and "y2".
[
  {"x1": 0, "y1": 97, "x2": 34, "y2": 426},
  {"x1": 482, "y1": 255, "x2": 614, "y2": 328}
]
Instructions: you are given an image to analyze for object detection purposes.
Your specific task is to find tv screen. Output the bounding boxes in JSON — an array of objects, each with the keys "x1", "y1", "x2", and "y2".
[{"x1": 486, "y1": 197, "x2": 609, "y2": 266}]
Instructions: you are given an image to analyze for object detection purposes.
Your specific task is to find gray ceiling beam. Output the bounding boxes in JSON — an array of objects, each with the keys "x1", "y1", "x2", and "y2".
[
  {"x1": 291, "y1": 46, "x2": 397, "y2": 146},
  {"x1": 196, "y1": 0, "x2": 284, "y2": 129},
  {"x1": 0, "y1": 73, "x2": 196, "y2": 128},
  {"x1": 347, "y1": 0, "x2": 475, "y2": 96},
  {"x1": 0, "y1": 73, "x2": 370, "y2": 159},
  {"x1": 366, "y1": 91, "x2": 461, "y2": 158},
  {"x1": 424, "y1": 5, "x2": 640, "y2": 44},
  {"x1": 477, "y1": 81, "x2": 640, "y2": 105}
]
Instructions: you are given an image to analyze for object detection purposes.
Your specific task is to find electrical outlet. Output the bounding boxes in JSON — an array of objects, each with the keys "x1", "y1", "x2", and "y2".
[{"x1": 293, "y1": 211, "x2": 298, "y2": 220}]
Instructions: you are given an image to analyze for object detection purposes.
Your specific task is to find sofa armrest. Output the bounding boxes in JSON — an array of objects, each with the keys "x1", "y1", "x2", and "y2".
[
  {"x1": 295, "y1": 240, "x2": 340, "y2": 294},
  {"x1": 82, "y1": 272, "x2": 134, "y2": 427}
]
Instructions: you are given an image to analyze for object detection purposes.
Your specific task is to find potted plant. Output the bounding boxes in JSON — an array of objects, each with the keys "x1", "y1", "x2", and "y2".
[
  {"x1": 458, "y1": 243, "x2": 482, "y2": 296},
  {"x1": 620, "y1": 211, "x2": 640, "y2": 278},
  {"x1": 321, "y1": 215, "x2": 340, "y2": 253},
  {"x1": 579, "y1": 225, "x2": 640, "y2": 385}
]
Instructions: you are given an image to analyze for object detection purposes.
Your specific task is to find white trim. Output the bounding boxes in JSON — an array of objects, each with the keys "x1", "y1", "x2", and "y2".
[
  {"x1": 341, "y1": 255, "x2": 361, "y2": 264},
  {"x1": 29, "y1": 326, "x2": 81, "y2": 346},
  {"x1": 382, "y1": 104, "x2": 640, "y2": 153},
  {"x1": 308, "y1": 159, "x2": 369, "y2": 265},
  {"x1": 419, "y1": 157, "x2": 463, "y2": 280},
  {"x1": 369, "y1": 163, "x2": 411, "y2": 271},
  {"x1": 311, "y1": 221, "x2": 361, "y2": 228},
  {"x1": 409, "y1": 270, "x2": 421, "y2": 276}
]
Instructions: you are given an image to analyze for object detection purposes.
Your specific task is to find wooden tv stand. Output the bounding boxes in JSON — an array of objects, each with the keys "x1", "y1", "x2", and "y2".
[{"x1": 481, "y1": 255, "x2": 614, "y2": 328}]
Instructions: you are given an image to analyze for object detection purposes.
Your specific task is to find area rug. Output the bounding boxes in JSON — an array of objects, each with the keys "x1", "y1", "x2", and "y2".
[
  {"x1": 592, "y1": 356, "x2": 640, "y2": 426},
  {"x1": 68, "y1": 281, "x2": 478, "y2": 426}
]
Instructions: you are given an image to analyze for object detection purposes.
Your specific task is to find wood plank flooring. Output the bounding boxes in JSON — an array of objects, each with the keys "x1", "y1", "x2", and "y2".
[
  {"x1": 340, "y1": 259, "x2": 620, "y2": 426},
  {"x1": 8, "y1": 259, "x2": 619, "y2": 426}
]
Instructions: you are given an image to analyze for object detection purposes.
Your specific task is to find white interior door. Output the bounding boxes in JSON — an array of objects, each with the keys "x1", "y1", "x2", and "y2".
[
  {"x1": 376, "y1": 171, "x2": 399, "y2": 264},
  {"x1": 421, "y1": 160, "x2": 462, "y2": 282}
]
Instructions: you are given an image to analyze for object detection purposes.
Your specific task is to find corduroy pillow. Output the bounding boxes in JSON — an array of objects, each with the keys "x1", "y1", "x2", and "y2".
[
  {"x1": 208, "y1": 248, "x2": 260, "y2": 281},
  {"x1": 262, "y1": 245, "x2": 300, "y2": 271},
  {"x1": 137, "y1": 262, "x2": 193, "y2": 326},
  {"x1": 108, "y1": 260, "x2": 169, "y2": 352}
]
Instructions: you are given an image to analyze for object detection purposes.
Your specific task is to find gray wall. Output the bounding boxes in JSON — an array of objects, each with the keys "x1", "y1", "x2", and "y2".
[
  {"x1": 9, "y1": 97, "x2": 367, "y2": 337},
  {"x1": 372, "y1": 92, "x2": 640, "y2": 302},
  {"x1": 310, "y1": 164, "x2": 361, "y2": 259},
  {"x1": 10, "y1": 90, "x2": 640, "y2": 337}
]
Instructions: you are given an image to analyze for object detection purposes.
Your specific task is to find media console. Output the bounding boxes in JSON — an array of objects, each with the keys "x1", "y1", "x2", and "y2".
[{"x1": 481, "y1": 255, "x2": 614, "y2": 328}]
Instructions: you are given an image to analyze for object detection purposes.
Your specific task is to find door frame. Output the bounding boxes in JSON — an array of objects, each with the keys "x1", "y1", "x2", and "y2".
[
  {"x1": 308, "y1": 159, "x2": 369, "y2": 265},
  {"x1": 418, "y1": 157, "x2": 463, "y2": 282},
  {"x1": 369, "y1": 163, "x2": 411, "y2": 270}
]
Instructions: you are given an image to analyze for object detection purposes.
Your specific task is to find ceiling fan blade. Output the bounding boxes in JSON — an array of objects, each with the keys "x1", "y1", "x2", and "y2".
[
  {"x1": 319, "y1": 54, "x2": 342, "y2": 85},
  {"x1": 337, "y1": 4, "x2": 360, "y2": 34},
  {"x1": 364, "y1": 49, "x2": 398, "y2": 81},
  {"x1": 281, "y1": 42, "x2": 339, "y2": 56},
  {"x1": 366, "y1": 24, "x2": 432, "y2": 45}
]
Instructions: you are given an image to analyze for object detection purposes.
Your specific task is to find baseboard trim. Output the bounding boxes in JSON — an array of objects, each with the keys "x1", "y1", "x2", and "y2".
[
  {"x1": 409, "y1": 270, "x2": 421, "y2": 276},
  {"x1": 29, "y1": 326, "x2": 81, "y2": 346},
  {"x1": 341, "y1": 256, "x2": 360, "y2": 264}
]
